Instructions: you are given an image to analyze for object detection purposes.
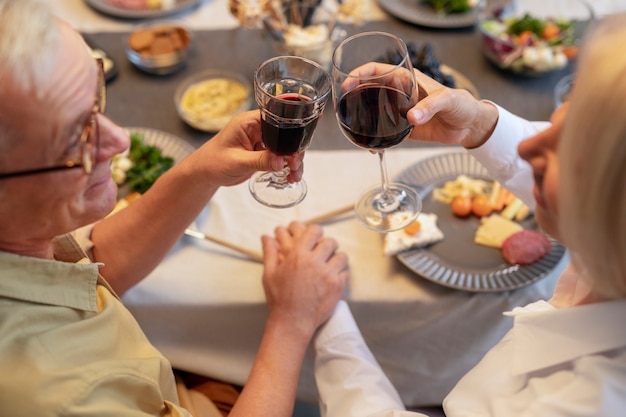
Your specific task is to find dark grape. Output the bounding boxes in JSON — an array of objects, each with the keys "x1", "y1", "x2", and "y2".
[{"x1": 378, "y1": 41, "x2": 457, "y2": 88}]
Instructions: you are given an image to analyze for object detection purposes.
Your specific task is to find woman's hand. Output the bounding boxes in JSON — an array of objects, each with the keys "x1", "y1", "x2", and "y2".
[{"x1": 261, "y1": 222, "x2": 350, "y2": 338}]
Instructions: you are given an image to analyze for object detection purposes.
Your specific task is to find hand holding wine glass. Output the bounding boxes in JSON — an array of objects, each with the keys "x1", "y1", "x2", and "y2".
[
  {"x1": 332, "y1": 31, "x2": 423, "y2": 232},
  {"x1": 249, "y1": 55, "x2": 331, "y2": 208}
]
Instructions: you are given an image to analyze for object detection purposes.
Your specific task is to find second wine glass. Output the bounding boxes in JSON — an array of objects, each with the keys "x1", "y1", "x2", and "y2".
[
  {"x1": 332, "y1": 31, "x2": 423, "y2": 232},
  {"x1": 249, "y1": 55, "x2": 331, "y2": 208}
]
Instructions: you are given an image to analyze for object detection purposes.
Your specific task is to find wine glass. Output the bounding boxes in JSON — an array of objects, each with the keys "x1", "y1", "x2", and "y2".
[
  {"x1": 249, "y1": 55, "x2": 331, "y2": 208},
  {"x1": 331, "y1": 31, "x2": 423, "y2": 232}
]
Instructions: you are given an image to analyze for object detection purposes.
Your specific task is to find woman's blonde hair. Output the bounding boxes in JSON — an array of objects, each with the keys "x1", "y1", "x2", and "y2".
[{"x1": 559, "y1": 13, "x2": 626, "y2": 298}]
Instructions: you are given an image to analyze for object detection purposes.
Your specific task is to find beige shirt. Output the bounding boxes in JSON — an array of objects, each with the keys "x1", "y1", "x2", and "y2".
[{"x1": 0, "y1": 233, "x2": 191, "y2": 417}]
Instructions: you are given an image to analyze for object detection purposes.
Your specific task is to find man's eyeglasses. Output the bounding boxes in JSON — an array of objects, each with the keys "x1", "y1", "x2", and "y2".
[{"x1": 0, "y1": 58, "x2": 106, "y2": 179}]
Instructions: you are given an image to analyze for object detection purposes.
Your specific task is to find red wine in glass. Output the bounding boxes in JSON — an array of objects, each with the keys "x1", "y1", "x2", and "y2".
[
  {"x1": 249, "y1": 56, "x2": 331, "y2": 209},
  {"x1": 331, "y1": 31, "x2": 422, "y2": 231},
  {"x1": 260, "y1": 93, "x2": 319, "y2": 156},
  {"x1": 337, "y1": 85, "x2": 413, "y2": 150}
]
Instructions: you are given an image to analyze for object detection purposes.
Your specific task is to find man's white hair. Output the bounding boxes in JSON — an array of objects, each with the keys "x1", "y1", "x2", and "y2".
[
  {"x1": 0, "y1": 0, "x2": 60, "y2": 168},
  {"x1": 0, "y1": 0, "x2": 59, "y2": 92}
]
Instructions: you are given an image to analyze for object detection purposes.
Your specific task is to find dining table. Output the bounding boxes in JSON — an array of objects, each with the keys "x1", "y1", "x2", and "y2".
[{"x1": 47, "y1": 0, "x2": 606, "y2": 408}]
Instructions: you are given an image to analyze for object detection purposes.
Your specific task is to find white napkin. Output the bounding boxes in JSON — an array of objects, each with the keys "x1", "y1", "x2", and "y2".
[{"x1": 196, "y1": 148, "x2": 452, "y2": 255}]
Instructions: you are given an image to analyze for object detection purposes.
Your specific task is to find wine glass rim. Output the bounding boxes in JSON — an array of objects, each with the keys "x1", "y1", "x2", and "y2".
[
  {"x1": 254, "y1": 55, "x2": 332, "y2": 104},
  {"x1": 331, "y1": 31, "x2": 412, "y2": 79}
]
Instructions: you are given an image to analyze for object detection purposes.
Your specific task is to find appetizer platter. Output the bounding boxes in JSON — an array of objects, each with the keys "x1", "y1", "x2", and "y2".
[
  {"x1": 83, "y1": 0, "x2": 201, "y2": 19},
  {"x1": 390, "y1": 151, "x2": 566, "y2": 292}
]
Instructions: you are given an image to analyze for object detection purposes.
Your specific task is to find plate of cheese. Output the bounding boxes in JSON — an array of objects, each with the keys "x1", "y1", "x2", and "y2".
[{"x1": 392, "y1": 151, "x2": 566, "y2": 292}]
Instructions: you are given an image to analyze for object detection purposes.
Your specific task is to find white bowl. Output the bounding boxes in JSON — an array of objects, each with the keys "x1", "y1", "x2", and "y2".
[
  {"x1": 175, "y1": 70, "x2": 253, "y2": 132},
  {"x1": 554, "y1": 73, "x2": 574, "y2": 108}
]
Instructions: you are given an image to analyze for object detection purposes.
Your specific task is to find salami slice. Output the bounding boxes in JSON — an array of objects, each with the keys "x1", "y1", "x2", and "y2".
[
  {"x1": 501, "y1": 229, "x2": 551, "y2": 265},
  {"x1": 106, "y1": 0, "x2": 147, "y2": 10}
]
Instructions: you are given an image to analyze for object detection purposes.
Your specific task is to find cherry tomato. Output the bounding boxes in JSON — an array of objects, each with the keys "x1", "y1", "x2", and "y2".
[
  {"x1": 471, "y1": 195, "x2": 493, "y2": 217},
  {"x1": 562, "y1": 45, "x2": 579, "y2": 60},
  {"x1": 515, "y1": 30, "x2": 534, "y2": 46},
  {"x1": 451, "y1": 195, "x2": 472, "y2": 217},
  {"x1": 542, "y1": 24, "x2": 560, "y2": 40}
]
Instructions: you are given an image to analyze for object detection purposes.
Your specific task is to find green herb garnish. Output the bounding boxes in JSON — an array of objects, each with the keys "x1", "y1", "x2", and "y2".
[
  {"x1": 125, "y1": 133, "x2": 174, "y2": 194},
  {"x1": 425, "y1": 0, "x2": 472, "y2": 14}
]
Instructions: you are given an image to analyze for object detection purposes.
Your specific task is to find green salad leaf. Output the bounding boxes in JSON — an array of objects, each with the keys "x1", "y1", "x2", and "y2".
[
  {"x1": 506, "y1": 14, "x2": 574, "y2": 45},
  {"x1": 125, "y1": 133, "x2": 174, "y2": 194}
]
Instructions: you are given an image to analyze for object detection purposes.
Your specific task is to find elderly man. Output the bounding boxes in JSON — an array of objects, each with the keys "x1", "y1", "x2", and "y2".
[{"x1": 0, "y1": 1, "x2": 349, "y2": 416}]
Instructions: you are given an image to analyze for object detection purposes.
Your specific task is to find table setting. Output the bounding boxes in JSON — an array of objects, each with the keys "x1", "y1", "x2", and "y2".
[{"x1": 51, "y1": 0, "x2": 625, "y2": 408}]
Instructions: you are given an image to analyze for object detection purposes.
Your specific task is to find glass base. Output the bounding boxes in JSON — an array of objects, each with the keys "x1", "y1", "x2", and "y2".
[
  {"x1": 249, "y1": 171, "x2": 307, "y2": 208},
  {"x1": 354, "y1": 183, "x2": 422, "y2": 232}
]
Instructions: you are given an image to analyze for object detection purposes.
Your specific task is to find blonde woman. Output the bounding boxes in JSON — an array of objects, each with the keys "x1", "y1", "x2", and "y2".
[{"x1": 312, "y1": 13, "x2": 626, "y2": 417}]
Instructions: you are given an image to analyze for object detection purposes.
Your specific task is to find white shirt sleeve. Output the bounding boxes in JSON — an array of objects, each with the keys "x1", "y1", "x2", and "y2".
[
  {"x1": 467, "y1": 102, "x2": 550, "y2": 207},
  {"x1": 313, "y1": 301, "x2": 427, "y2": 417}
]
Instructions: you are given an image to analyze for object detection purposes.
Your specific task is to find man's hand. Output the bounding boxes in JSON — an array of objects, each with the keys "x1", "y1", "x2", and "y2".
[{"x1": 184, "y1": 110, "x2": 304, "y2": 188}]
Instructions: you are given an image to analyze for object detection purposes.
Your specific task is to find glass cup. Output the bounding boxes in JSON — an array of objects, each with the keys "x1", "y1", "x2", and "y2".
[
  {"x1": 331, "y1": 31, "x2": 423, "y2": 232},
  {"x1": 249, "y1": 55, "x2": 331, "y2": 208},
  {"x1": 269, "y1": 4, "x2": 345, "y2": 70}
]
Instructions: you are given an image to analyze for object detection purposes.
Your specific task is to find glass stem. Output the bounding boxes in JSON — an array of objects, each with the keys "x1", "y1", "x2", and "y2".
[
  {"x1": 378, "y1": 150, "x2": 395, "y2": 207},
  {"x1": 270, "y1": 156, "x2": 290, "y2": 187}
]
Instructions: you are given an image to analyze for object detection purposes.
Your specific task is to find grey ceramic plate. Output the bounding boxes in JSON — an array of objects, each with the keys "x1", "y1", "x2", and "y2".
[
  {"x1": 84, "y1": 0, "x2": 201, "y2": 19},
  {"x1": 125, "y1": 127, "x2": 195, "y2": 162},
  {"x1": 377, "y1": 0, "x2": 478, "y2": 28},
  {"x1": 395, "y1": 151, "x2": 566, "y2": 292}
]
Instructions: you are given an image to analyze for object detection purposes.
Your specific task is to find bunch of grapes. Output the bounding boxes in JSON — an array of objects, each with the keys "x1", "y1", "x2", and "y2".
[{"x1": 380, "y1": 41, "x2": 456, "y2": 88}]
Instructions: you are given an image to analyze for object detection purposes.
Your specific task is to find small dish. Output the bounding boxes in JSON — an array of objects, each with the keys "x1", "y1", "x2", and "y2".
[
  {"x1": 554, "y1": 73, "x2": 574, "y2": 108},
  {"x1": 174, "y1": 70, "x2": 253, "y2": 132},
  {"x1": 125, "y1": 21, "x2": 191, "y2": 75},
  {"x1": 82, "y1": 34, "x2": 117, "y2": 82}
]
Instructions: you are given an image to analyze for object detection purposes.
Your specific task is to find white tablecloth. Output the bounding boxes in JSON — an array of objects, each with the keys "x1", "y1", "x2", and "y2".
[{"x1": 121, "y1": 147, "x2": 568, "y2": 406}]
